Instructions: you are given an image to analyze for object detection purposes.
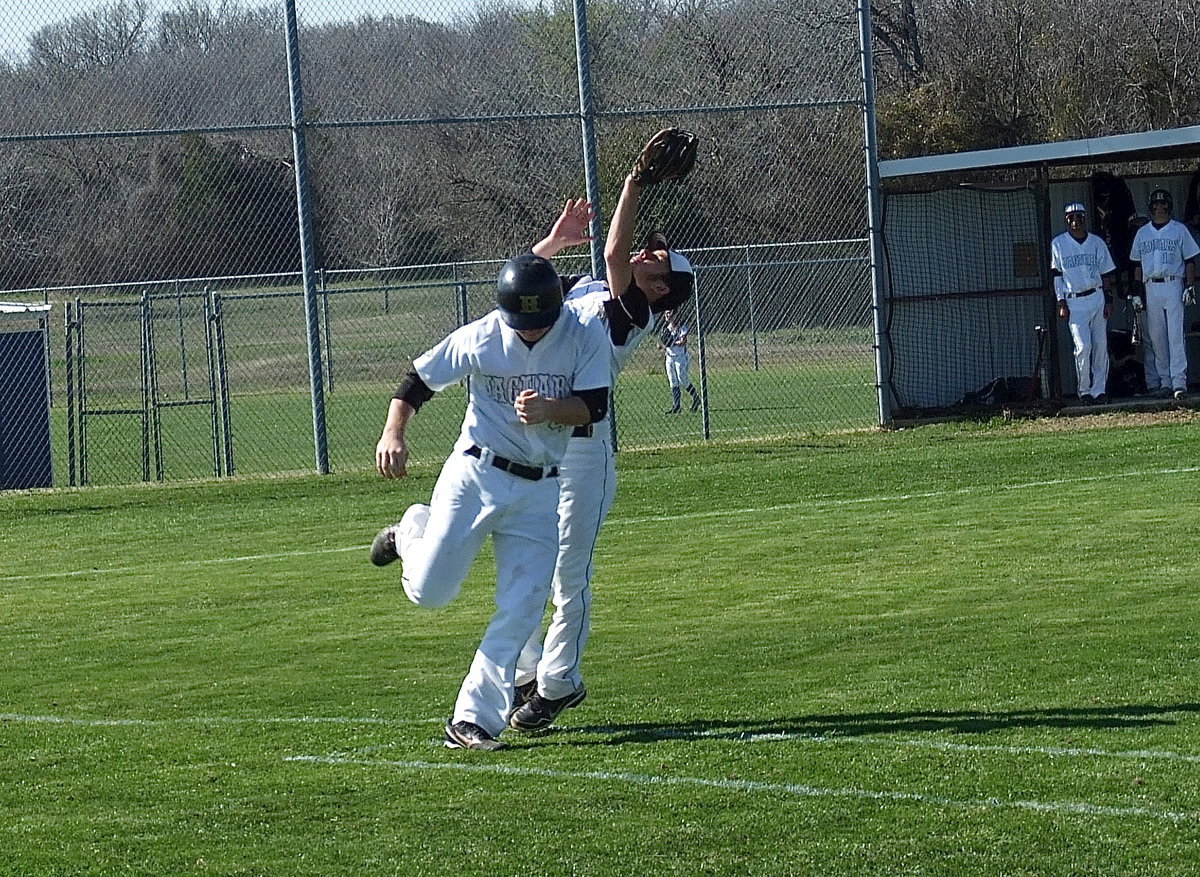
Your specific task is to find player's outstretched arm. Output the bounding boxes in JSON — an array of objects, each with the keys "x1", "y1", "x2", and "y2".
[
  {"x1": 375, "y1": 397, "x2": 415, "y2": 479},
  {"x1": 532, "y1": 198, "x2": 595, "y2": 259},
  {"x1": 604, "y1": 175, "x2": 641, "y2": 296}
]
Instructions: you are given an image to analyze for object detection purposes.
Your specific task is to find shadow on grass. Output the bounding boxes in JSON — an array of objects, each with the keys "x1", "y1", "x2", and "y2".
[{"x1": 564, "y1": 702, "x2": 1200, "y2": 745}]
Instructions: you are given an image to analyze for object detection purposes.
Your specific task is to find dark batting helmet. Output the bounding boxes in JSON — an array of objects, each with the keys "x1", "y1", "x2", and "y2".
[
  {"x1": 1148, "y1": 188, "x2": 1173, "y2": 211},
  {"x1": 496, "y1": 254, "x2": 562, "y2": 330}
]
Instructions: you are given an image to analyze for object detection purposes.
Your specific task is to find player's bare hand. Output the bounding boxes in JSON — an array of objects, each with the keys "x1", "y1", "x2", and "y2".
[
  {"x1": 514, "y1": 389, "x2": 552, "y2": 425},
  {"x1": 375, "y1": 434, "x2": 410, "y2": 479},
  {"x1": 547, "y1": 199, "x2": 596, "y2": 249}
]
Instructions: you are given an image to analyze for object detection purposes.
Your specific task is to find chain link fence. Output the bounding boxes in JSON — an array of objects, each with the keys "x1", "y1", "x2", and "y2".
[{"x1": 1, "y1": 0, "x2": 878, "y2": 488}]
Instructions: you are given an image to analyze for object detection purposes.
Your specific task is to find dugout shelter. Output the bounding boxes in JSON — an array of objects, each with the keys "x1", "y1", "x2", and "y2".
[
  {"x1": 877, "y1": 125, "x2": 1200, "y2": 417},
  {"x1": 0, "y1": 301, "x2": 54, "y2": 489}
]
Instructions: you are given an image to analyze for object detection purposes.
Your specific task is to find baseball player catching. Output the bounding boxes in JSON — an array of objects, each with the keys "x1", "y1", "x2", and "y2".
[
  {"x1": 1130, "y1": 188, "x2": 1199, "y2": 399},
  {"x1": 660, "y1": 308, "x2": 702, "y2": 412},
  {"x1": 370, "y1": 253, "x2": 612, "y2": 751},
  {"x1": 508, "y1": 129, "x2": 698, "y2": 733},
  {"x1": 1051, "y1": 202, "x2": 1117, "y2": 404}
]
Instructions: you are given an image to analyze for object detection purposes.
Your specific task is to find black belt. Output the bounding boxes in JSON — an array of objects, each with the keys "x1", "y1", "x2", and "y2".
[
  {"x1": 571, "y1": 424, "x2": 593, "y2": 438},
  {"x1": 465, "y1": 445, "x2": 558, "y2": 481},
  {"x1": 1065, "y1": 288, "x2": 1097, "y2": 299},
  {"x1": 1147, "y1": 275, "x2": 1179, "y2": 283}
]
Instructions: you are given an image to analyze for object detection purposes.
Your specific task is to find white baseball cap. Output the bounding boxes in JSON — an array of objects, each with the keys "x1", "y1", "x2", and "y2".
[
  {"x1": 1064, "y1": 202, "x2": 1086, "y2": 216},
  {"x1": 668, "y1": 249, "x2": 694, "y2": 276}
]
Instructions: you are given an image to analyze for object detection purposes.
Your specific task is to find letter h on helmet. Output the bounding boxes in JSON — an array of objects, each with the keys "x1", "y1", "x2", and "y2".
[{"x1": 496, "y1": 254, "x2": 562, "y2": 330}]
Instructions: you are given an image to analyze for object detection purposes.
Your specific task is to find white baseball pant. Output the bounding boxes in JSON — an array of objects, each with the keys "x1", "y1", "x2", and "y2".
[
  {"x1": 666, "y1": 352, "x2": 691, "y2": 389},
  {"x1": 516, "y1": 434, "x2": 616, "y2": 700},
  {"x1": 402, "y1": 449, "x2": 561, "y2": 737},
  {"x1": 1065, "y1": 292, "x2": 1108, "y2": 397},
  {"x1": 1143, "y1": 280, "x2": 1187, "y2": 392}
]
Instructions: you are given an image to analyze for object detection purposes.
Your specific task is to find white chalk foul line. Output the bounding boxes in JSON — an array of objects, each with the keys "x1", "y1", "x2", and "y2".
[
  {"x1": 0, "y1": 713, "x2": 438, "y2": 727},
  {"x1": 579, "y1": 726, "x2": 1200, "y2": 765},
  {"x1": 283, "y1": 753, "x2": 1197, "y2": 823},
  {"x1": 0, "y1": 545, "x2": 365, "y2": 583}
]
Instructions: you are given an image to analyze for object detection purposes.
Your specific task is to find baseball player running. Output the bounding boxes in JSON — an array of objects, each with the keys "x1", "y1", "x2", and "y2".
[
  {"x1": 1130, "y1": 188, "x2": 1199, "y2": 399},
  {"x1": 1051, "y1": 202, "x2": 1117, "y2": 404},
  {"x1": 508, "y1": 142, "x2": 697, "y2": 733},
  {"x1": 660, "y1": 309, "x2": 701, "y2": 413},
  {"x1": 370, "y1": 253, "x2": 611, "y2": 752}
]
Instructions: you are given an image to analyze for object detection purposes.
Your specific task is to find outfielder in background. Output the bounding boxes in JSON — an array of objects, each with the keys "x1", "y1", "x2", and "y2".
[
  {"x1": 370, "y1": 254, "x2": 612, "y2": 752},
  {"x1": 660, "y1": 308, "x2": 702, "y2": 413},
  {"x1": 1051, "y1": 202, "x2": 1117, "y2": 404},
  {"x1": 1130, "y1": 188, "x2": 1200, "y2": 400},
  {"x1": 508, "y1": 128, "x2": 699, "y2": 733}
]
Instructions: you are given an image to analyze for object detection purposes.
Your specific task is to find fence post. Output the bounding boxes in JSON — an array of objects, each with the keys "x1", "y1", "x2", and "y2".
[
  {"x1": 76, "y1": 297, "x2": 89, "y2": 485},
  {"x1": 572, "y1": 0, "x2": 604, "y2": 277},
  {"x1": 857, "y1": 0, "x2": 892, "y2": 427},
  {"x1": 283, "y1": 0, "x2": 330, "y2": 475},
  {"x1": 65, "y1": 301, "x2": 77, "y2": 487},
  {"x1": 320, "y1": 268, "x2": 335, "y2": 393},
  {"x1": 176, "y1": 279, "x2": 190, "y2": 400},
  {"x1": 209, "y1": 290, "x2": 234, "y2": 476},
  {"x1": 203, "y1": 288, "x2": 222, "y2": 478},
  {"x1": 694, "y1": 270, "x2": 711, "y2": 439},
  {"x1": 139, "y1": 291, "x2": 152, "y2": 481},
  {"x1": 745, "y1": 244, "x2": 760, "y2": 371}
]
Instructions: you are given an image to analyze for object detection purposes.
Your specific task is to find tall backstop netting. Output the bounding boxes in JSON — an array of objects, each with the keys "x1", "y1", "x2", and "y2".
[{"x1": 0, "y1": 0, "x2": 878, "y2": 487}]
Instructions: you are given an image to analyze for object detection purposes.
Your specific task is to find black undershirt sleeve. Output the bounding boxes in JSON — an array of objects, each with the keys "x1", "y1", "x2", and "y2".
[
  {"x1": 561, "y1": 275, "x2": 585, "y2": 297},
  {"x1": 393, "y1": 371, "x2": 435, "y2": 411},
  {"x1": 603, "y1": 283, "x2": 651, "y2": 346},
  {"x1": 574, "y1": 386, "x2": 609, "y2": 424}
]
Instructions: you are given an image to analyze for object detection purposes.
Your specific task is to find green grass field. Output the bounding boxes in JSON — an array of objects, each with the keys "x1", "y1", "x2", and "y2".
[{"x1": 4, "y1": 412, "x2": 1200, "y2": 875}]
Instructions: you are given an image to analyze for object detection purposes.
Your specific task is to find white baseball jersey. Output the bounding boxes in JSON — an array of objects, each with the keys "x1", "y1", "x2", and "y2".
[
  {"x1": 1130, "y1": 219, "x2": 1200, "y2": 281},
  {"x1": 1050, "y1": 232, "x2": 1115, "y2": 299},
  {"x1": 663, "y1": 321, "x2": 690, "y2": 362},
  {"x1": 562, "y1": 275, "x2": 658, "y2": 398},
  {"x1": 414, "y1": 308, "x2": 611, "y2": 467},
  {"x1": 1130, "y1": 219, "x2": 1198, "y2": 393}
]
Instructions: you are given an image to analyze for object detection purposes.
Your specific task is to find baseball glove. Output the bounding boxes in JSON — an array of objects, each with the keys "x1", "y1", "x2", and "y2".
[{"x1": 630, "y1": 127, "x2": 699, "y2": 187}]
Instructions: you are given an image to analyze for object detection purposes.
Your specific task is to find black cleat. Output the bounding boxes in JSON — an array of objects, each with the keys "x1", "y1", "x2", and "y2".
[
  {"x1": 444, "y1": 720, "x2": 508, "y2": 751},
  {"x1": 369, "y1": 525, "x2": 399, "y2": 567},
  {"x1": 690, "y1": 393, "x2": 701, "y2": 411},
  {"x1": 512, "y1": 680, "x2": 538, "y2": 713},
  {"x1": 509, "y1": 688, "x2": 586, "y2": 732}
]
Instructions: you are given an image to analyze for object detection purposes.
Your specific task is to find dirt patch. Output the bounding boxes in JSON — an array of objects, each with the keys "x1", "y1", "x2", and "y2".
[{"x1": 1003, "y1": 406, "x2": 1200, "y2": 434}]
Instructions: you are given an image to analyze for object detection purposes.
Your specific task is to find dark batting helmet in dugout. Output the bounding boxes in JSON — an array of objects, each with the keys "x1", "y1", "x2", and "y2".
[{"x1": 1148, "y1": 188, "x2": 1173, "y2": 211}]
